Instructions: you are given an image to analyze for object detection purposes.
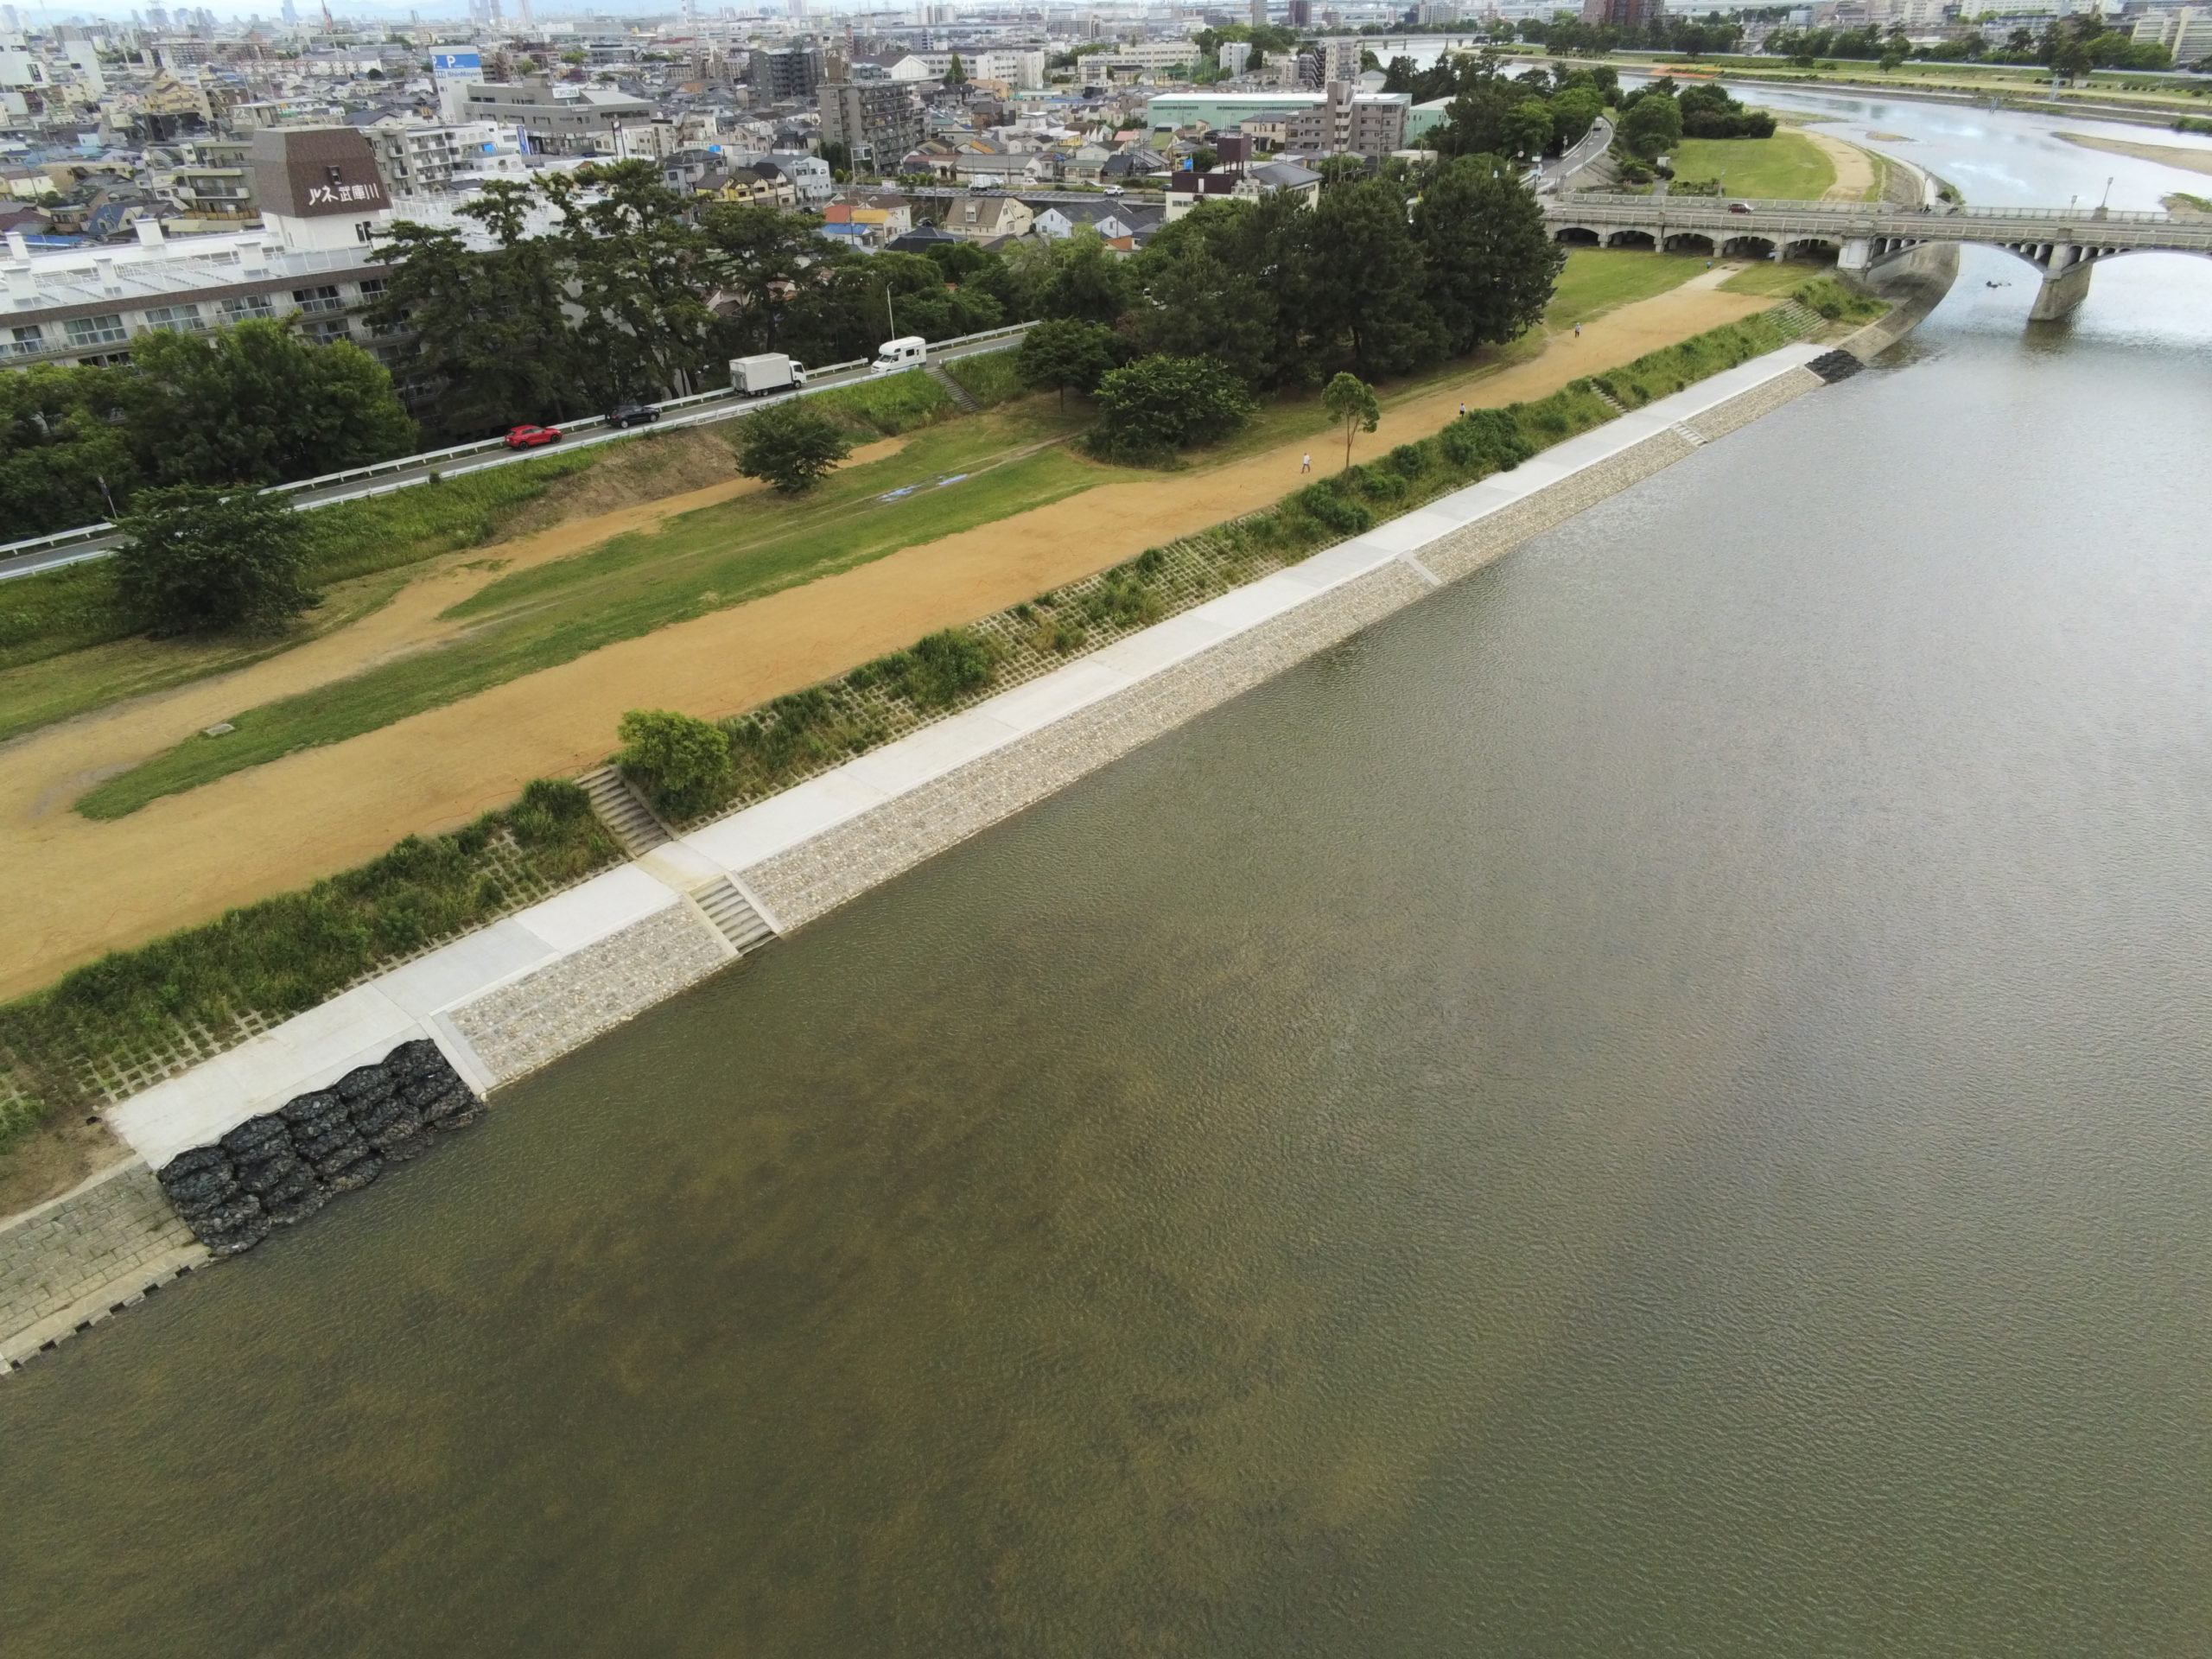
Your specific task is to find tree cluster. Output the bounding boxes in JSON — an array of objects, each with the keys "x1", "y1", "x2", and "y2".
[
  {"x1": 1617, "y1": 79, "x2": 1776, "y2": 158},
  {"x1": 0, "y1": 320, "x2": 416, "y2": 537},
  {"x1": 1414, "y1": 57, "x2": 1615, "y2": 162},
  {"x1": 1020, "y1": 157, "x2": 1560, "y2": 463},
  {"x1": 1767, "y1": 13, "x2": 2173, "y2": 71}
]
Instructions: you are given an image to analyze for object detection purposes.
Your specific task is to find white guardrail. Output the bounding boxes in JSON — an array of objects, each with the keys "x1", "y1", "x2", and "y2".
[{"x1": 0, "y1": 323, "x2": 1033, "y2": 574}]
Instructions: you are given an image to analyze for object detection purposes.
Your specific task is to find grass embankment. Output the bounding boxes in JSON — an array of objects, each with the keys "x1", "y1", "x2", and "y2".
[
  {"x1": 1, "y1": 301, "x2": 1815, "y2": 1164},
  {"x1": 0, "y1": 452, "x2": 600, "y2": 745},
  {"x1": 0, "y1": 377, "x2": 964, "y2": 750},
  {"x1": 75, "y1": 387, "x2": 1102, "y2": 820},
  {"x1": 1670, "y1": 131, "x2": 1837, "y2": 200},
  {"x1": 0, "y1": 779, "x2": 616, "y2": 1151},
  {"x1": 1719, "y1": 268, "x2": 1891, "y2": 330}
]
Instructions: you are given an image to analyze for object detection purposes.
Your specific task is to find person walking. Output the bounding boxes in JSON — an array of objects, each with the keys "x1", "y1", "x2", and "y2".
[
  {"x1": 1300, "y1": 453, "x2": 1311, "y2": 474},
  {"x1": 1573, "y1": 325, "x2": 1580, "y2": 337},
  {"x1": 1458, "y1": 402, "x2": 1465, "y2": 416}
]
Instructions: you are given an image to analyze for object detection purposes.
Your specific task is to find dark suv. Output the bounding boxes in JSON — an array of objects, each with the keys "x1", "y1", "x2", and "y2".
[{"x1": 605, "y1": 403, "x2": 663, "y2": 429}]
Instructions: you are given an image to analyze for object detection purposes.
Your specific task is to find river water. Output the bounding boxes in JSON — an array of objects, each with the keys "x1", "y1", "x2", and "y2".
[{"x1": 5, "y1": 99, "x2": 2212, "y2": 1659}]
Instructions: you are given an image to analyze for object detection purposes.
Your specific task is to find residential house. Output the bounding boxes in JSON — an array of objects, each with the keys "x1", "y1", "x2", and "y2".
[
  {"x1": 943, "y1": 192, "x2": 1033, "y2": 242},
  {"x1": 1032, "y1": 200, "x2": 1159, "y2": 241}
]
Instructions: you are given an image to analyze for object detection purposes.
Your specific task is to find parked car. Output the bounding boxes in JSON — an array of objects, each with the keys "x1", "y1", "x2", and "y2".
[
  {"x1": 1102, "y1": 183, "x2": 1125, "y2": 197},
  {"x1": 504, "y1": 423, "x2": 563, "y2": 448},
  {"x1": 605, "y1": 403, "x2": 662, "y2": 429},
  {"x1": 1727, "y1": 200, "x2": 1754, "y2": 214}
]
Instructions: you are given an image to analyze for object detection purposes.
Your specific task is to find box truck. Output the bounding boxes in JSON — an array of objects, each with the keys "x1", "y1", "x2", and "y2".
[{"x1": 730, "y1": 353, "x2": 808, "y2": 396}]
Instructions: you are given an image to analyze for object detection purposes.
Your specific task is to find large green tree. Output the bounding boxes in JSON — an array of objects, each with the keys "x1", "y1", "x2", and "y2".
[
  {"x1": 1087, "y1": 354, "x2": 1255, "y2": 464},
  {"x1": 112, "y1": 483, "x2": 315, "y2": 635},
  {"x1": 1414, "y1": 155, "x2": 1564, "y2": 356},
  {"x1": 0, "y1": 364, "x2": 140, "y2": 533},
  {"x1": 1285, "y1": 180, "x2": 1446, "y2": 378},
  {"x1": 733, "y1": 397, "x2": 852, "y2": 493},
  {"x1": 124, "y1": 321, "x2": 416, "y2": 490},
  {"x1": 1015, "y1": 318, "x2": 1120, "y2": 407}
]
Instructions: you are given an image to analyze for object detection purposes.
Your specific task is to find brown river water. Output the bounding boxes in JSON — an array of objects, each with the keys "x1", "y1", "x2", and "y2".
[{"x1": 4, "y1": 101, "x2": 2212, "y2": 1657}]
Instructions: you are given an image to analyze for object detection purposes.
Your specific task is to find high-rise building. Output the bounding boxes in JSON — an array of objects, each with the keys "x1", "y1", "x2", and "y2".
[
  {"x1": 1285, "y1": 0, "x2": 1312, "y2": 25},
  {"x1": 749, "y1": 43, "x2": 824, "y2": 101},
  {"x1": 1249, "y1": 0, "x2": 1266, "y2": 26},
  {"x1": 1579, "y1": 0, "x2": 1660, "y2": 29},
  {"x1": 817, "y1": 79, "x2": 923, "y2": 173},
  {"x1": 1218, "y1": 39, "x2": 1251, "y2": 75}
]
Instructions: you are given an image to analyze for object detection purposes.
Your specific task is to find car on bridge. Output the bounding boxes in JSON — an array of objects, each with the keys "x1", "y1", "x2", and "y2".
[
  {"x1": 504, "y1": 423, "x2": 563, "y2": 449},
  {"x1": 1728, "y1": 200, "x2": 1753, "y2": 214},
  {"x1": 604, "y1": 403, "x2": 662, "y2": 430}
]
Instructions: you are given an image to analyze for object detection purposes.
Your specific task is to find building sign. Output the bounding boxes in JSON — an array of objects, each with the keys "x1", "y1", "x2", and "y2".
[
  {"x1": 250, "y1": 126, "x2": 391, "y2": 219},
  {"x1": 431, "y1": 51, "x2": 482, "y2": 80}
]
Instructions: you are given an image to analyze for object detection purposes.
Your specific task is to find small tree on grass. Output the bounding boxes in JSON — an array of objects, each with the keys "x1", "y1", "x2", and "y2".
[
  {"x1": 1321, "y1": 372, "x2": 1380, "y2": 472},
  {"x1": 734, "y1": 398, "x2": 853, "y2": 493},
  {"x1": 1086, "y1": 353, "x2": 1255, "y2": 465},
  {"x1": 618, "y1": 708, "x2": 732, "y2": 817},
  {"x1": 1015, "y1": 317, "x2": 1120, "y2": 409},
  {"x1": 112, "y1": 483, "x2": 315, "y2": 636}
]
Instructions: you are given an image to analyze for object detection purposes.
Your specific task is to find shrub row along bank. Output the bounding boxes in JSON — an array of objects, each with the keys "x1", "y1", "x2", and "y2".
[
  {"x1": 0, "y1": 779, "x2": 616, "y2": 1154},
  {"x1": 0, "y1": 309, "x2": 1809, "y2": 1166}
]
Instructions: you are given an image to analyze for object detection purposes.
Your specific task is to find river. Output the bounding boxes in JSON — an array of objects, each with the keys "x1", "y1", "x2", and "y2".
[{"x1": 4, "y1": 97, "x2": 2211, "y2": 1658}]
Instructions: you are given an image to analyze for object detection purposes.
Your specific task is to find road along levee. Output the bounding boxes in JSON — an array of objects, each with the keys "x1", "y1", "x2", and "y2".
[{"x1": 5, "y1": 335, "x2": 1872, "y2": 1374}]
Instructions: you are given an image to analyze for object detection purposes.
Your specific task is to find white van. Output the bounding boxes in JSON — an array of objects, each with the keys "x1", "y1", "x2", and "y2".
[{"x1": 870, "y1": 335, "x2": 928, "y2": 376}]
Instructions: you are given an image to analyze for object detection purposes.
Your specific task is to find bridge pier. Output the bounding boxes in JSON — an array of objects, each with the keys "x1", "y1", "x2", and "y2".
[
  {"x1": 2029, "y1": 245, "x2": 2094, "y2": 321},
  {"x1": 1839, "y1": 237, "x2": 1872, "y2": 273}
]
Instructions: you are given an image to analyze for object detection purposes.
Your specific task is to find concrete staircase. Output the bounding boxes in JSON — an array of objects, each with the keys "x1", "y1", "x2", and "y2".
[
  {"x1": 578, "y1": 766, "x2": 671, "y2": 857},
  {"x1": 926, "y1": 362, "x2": 980, "y2": 412},
  {"x1": 691, "y1": 876, "x2": 777, "y2": 955}
]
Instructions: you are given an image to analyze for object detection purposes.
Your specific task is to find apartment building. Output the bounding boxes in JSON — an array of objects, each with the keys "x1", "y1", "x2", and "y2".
[{"x1": 819, "y1": 79, "x2": 925, "y2": 172}]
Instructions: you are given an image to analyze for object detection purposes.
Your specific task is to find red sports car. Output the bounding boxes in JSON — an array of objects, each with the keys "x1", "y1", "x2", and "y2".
[{"x1": 504, "y1": 423, "x2": 563, "y2": 448}]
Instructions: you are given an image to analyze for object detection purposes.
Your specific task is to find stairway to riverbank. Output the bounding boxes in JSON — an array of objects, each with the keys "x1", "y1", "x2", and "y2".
[
  {"x1": 578, "y1": 766, "x2": 670, "y2": 857},
  {"x1": 926, "y1": 363, "x2": 981, "y2": 413},
  {"x1": 692, "y1": 876, "x2": 776, "y2": 955}
]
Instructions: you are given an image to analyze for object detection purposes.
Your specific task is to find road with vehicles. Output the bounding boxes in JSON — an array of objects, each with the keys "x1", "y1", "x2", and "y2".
[{"x1": 0, "y1": 325, "x2": 1033, "y2": 584}]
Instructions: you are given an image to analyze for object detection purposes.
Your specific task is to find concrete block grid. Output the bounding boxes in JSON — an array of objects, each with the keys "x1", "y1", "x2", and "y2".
[
  {"x1": 0, "y1": 1161, "x2": 207, "y2": 1373},
  {"x1": 3, "y1": 341, "x2": 1835, "y2": 1371}
]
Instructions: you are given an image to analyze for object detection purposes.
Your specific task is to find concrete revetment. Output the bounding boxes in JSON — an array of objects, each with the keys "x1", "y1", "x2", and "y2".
[{"x1": 3, "y1": 327, "x2": 1905, "y2": 1373}]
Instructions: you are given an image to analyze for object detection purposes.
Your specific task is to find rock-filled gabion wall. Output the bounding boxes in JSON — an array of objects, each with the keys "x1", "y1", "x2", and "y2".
[{"x1": 154, "y1": 1040, "x2": 480, "y2": 1255}]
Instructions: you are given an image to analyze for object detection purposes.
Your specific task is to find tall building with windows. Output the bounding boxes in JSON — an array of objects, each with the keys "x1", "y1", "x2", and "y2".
[
  {"x1": 1580, "y1": 0, "x2": 1661, "y2": 29},
  {"x1": 817, "y1": 79, "x2": 923, "y2": 173},
  {"x1": 749, "y1": 44, "x2": 824, "y2": 102}
]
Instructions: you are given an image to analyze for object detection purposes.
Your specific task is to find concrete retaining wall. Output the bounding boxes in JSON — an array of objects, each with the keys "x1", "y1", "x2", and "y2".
[{"x1": 8, "y1": 337, "x2": 1847, "y2": 1371}]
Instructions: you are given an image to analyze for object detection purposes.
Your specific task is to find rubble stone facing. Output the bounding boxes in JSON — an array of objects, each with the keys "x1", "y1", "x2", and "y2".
[
  {"x1": 1421, "y1": 429, "x2": 1696, "y2": 583},
  {"x1": 0, "y1": 1161, "x2": 204, "y2": 1370},
  {"x1": 742, "y1": 560, "x2": 1435, "y2": 931},
  {"x1": 1681, "y1": 365, "x2": 1827, "y2": 442},
  {"x1": 449, "y1": 901, "x2": 730, "y2": 1084}
]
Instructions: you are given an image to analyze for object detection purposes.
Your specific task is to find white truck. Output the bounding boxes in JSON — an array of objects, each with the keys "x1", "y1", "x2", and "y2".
[
  {"x1": 730, "y1": 353, "x2": 808, "y2": 396},
  {"x1": 870, "y1": 336, "x2": 928, "y2": 376}
]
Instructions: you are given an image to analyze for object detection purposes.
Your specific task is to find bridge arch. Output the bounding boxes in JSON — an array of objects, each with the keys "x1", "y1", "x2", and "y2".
[
  {"x1": 1553, "y1": 225, "x2": 1600, "y2": 247},
  {"x1": 1605, "y1": 228, "x2": 1657, "y2": 251}
]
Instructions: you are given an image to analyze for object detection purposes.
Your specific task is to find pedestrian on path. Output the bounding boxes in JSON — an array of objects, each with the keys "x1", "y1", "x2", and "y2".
[
  {"x1": 1458, "y1": 402, "x2": 1465, "y2": 416},
  {"x1": 1573, "y1": 325, "x2": 1580, "y2": 337},
  {"x1": 1300, "y1": 453, "x2": 1311, "y2": 474}
]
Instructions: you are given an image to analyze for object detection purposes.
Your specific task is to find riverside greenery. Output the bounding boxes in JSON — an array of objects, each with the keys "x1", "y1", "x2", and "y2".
[
  {"x1": 0, "y1": 779, "x2": 618, "y2": 1152},
  {"x1": 0, "y1": 305, "x2": 1816, "y2": 1164}
]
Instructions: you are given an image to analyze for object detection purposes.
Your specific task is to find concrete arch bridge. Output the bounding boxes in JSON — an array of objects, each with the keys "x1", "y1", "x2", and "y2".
[{"x1": 1543, "y1": 196, "x2": 2212, "y2": 321}]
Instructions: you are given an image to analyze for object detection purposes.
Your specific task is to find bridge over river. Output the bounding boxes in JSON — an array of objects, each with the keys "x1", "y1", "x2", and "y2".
[{"x1": 1542, "y1": 195, "x2": 2212, "y2": 320}]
